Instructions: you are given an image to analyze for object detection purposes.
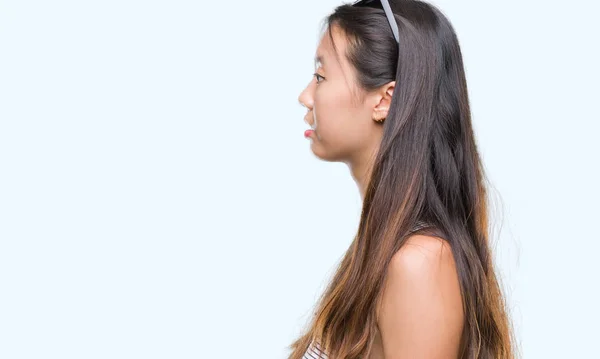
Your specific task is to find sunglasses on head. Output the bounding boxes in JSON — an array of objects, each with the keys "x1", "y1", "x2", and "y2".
[{"x1": 352, "y1": 0, "x2": 400, "y2": 44}]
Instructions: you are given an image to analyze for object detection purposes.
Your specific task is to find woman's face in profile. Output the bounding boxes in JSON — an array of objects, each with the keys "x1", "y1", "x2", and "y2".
[{"x1": 298, "y1": 25, "x2": 380, "y2": 163}]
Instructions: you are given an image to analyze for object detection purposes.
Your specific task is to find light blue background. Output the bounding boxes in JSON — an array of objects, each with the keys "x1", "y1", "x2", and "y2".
[{"x1": 1, "y1": 0, "x2": 598, "y2": 358}]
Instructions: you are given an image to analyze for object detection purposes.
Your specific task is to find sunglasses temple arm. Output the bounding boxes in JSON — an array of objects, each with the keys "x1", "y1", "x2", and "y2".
[{"x1": 380, "y1": 0, "x2": 400, "y2": 44}]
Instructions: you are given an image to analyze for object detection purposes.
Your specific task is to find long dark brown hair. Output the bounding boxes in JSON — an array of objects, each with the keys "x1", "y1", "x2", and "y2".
[{"x1": 288, "y1": 1, "x2": 517, "y2": 358}]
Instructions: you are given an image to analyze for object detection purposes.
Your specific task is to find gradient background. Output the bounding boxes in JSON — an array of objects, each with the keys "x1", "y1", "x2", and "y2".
[{"x1": 1, "y1": 0, "x2": 598, "y2": 358}]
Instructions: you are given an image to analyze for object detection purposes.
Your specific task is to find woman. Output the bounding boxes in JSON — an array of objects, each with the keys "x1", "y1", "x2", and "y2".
[{"x1": 290, "y1": 0, "x2": 517, "y2": 358}]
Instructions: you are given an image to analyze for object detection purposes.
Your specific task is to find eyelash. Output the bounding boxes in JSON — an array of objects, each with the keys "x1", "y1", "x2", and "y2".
[{"x1": 313, "y1": 73, "x2": 325, "y2": 84}]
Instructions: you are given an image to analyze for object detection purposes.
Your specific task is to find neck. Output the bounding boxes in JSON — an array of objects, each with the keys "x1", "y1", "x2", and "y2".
[{"x1": 346, "y1": 148, "x2": 378, "y2": 202}]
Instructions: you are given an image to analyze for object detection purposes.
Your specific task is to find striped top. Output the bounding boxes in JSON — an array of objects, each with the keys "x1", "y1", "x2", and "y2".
[
  {"x1": 301, "y1": 220, "x2": 433, "y2": 359},
  {"x1": 302, "y1": 339, "x2": 328, "y2": 359}
]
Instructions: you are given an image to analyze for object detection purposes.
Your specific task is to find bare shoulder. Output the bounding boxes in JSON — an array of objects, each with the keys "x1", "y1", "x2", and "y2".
[
  {"x1": 376, "y1": 234, "x2": 464, "y2": 358},
  {"x1": 392, "y1": 234, "x2": 455, "y2": 272}
]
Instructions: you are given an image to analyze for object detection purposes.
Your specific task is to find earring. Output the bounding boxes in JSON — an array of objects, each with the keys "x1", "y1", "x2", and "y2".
[
  {"x1": 374, "y1": 108, "x2": 388, "y2": 123},
  {"x1": 374, "y1": 115, "x2": 386, "y2": 123}
]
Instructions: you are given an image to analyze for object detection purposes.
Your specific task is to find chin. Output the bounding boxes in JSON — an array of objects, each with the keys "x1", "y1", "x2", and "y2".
[
  {"x1": 310, "y1": 142, "x2": 344, "y2": 163},
  {"x1": 309, "y1": 140, "x2": 327, "y2": 160}
]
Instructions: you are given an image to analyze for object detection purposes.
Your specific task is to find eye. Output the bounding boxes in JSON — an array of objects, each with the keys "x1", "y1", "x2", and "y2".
[{"x1": 313, "y1": 72, "x2": 325, "y2": 84}]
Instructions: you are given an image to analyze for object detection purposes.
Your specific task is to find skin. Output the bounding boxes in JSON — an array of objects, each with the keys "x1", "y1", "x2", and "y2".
[
  {"x1": 298, "y1": 24, "x2": 465, "y2": 359},
  {"x1": 374, "y1": 235, "x2": 465, "y2": 359},
  {"x1": 297, "y1": 24, "x2": 393, "y2": 201}
]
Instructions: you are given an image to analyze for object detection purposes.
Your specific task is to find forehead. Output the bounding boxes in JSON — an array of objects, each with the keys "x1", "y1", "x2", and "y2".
[{"x1": 314, "y1": 25, "x2": 351, "y2": 73}]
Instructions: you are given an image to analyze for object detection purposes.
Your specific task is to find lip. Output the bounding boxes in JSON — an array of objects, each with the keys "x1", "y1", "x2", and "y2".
[
  {"x1": 304, "y1": 120, "x2": 317, "y2": 131},
  {"x1": 304, "y1": 113, "x2": 317, "y2": 140},
  {"x1": 304, "y1": 115, "x2": 316, "y2": 130}
]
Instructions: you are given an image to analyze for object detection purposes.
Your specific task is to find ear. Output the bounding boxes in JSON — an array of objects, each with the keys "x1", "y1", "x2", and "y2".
[{"x1": 372, "y1": 81, "x2": 395, "y2": 122}]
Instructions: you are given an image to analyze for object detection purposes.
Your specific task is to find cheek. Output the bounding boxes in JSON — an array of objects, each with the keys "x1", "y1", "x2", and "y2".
[
  {"x1": 313, "y1": 86, "x2": 354, "y2": 134},
  {"x1": 313, "y1": 91, "x2": 373, "y2": 156}
]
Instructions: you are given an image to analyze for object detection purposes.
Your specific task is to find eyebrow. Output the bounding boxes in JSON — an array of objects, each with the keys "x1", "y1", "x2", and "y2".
[{"x1": 314, "y1": 54, "x2": 325, "y2": 69}]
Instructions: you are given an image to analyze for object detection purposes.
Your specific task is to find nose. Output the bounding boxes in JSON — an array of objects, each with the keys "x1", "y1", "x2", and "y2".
[
  {"x1": 298, "y1": 78, "x2": 314, "y2": 112},
  {"x1": 298, "y1": 79, "x2": 315, "y2": 127}
]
